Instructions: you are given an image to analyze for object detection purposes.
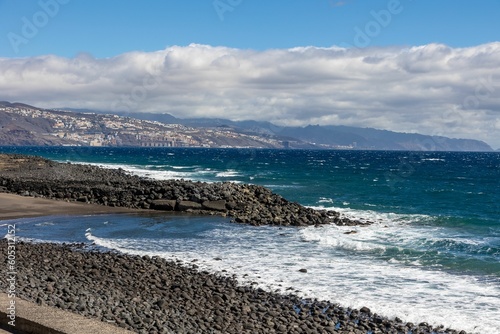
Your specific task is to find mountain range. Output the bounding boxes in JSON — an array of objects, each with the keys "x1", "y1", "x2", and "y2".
[
  {"x1": 81, "y1": 109, "x2": 493, "y2": 152},
  {"x1": 0, "y1": 101, "x2": 493, "y2": 151}
]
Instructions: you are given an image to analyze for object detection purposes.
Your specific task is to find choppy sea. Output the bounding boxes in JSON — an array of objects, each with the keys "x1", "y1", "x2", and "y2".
[{"x1": 1, "y1": 147, "x2": 499, "y2": 333}]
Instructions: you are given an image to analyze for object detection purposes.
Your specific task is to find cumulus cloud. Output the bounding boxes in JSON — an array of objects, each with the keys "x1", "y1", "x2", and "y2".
[{"x1": 0, "y1": 43, "x2": 499, "y2": 147}]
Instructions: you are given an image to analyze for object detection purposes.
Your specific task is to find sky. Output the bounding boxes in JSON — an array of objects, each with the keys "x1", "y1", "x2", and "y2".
[{"x1": 0, "y1": 0, "x2": 499, "y2": 148}]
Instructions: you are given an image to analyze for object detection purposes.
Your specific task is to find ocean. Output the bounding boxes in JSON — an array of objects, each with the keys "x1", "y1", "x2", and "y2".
[{"x1": 1, "y1": 146, "x2": 499, "y2": 333}]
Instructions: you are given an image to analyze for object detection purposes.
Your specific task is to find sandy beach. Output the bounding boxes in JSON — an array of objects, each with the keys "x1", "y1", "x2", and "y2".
[{"x1": 0, "y1": 193, "x2": 138, "y2": 221}]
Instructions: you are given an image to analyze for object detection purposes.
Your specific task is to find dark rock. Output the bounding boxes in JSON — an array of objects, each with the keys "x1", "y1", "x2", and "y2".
[
  {"x1": 150, "y1": 199, "x2": 177, "y2": 211},
  {"x1": 177, "y1": 200, "x2": 203, "y2": 211},
  {"x1": 202, "y1": 200, "x2": 227, "y2": 212},
  {"x1": 360, "y1": 306, "x2": 371, "y2": 314}
]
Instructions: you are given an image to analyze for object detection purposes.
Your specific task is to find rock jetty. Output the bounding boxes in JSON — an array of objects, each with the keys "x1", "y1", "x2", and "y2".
[
  {"x1": 0, "y1": 153, "x2": 365, "y2": 227},
  {"x1": 0, "y1": 240, "x2": 466, "y2": 334}
]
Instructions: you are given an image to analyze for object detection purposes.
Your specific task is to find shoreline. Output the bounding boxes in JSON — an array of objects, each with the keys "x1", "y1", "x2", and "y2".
[
  {"x1": 0, "y1": 240, "x2": 467, "y2": 334},
  {"x1": 0, "y1": 153, "x2": 470, "y2": 333}
]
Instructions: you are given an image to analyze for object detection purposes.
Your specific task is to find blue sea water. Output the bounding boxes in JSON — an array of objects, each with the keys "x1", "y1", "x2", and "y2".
[{"x1": 1, "y1": 146, "x2": 499, "y2": 333}]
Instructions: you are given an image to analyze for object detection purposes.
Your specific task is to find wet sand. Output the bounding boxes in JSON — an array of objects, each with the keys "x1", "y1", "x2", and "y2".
[{"x1": 0, "y1": 193, "x2": 138, "y2": 221}]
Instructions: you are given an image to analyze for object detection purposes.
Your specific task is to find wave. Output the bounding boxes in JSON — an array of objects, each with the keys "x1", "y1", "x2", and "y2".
[
  {"x1": 70, "y1": 161, "x2": 247, "y2": 183},
  {"x1": 300, "y1": 226, "x2": 389, "y2": 252},
  {"x1": 71, "y1": 162, "x2": 216, "y2": 182},
  {"x1": 318, "y1": 197, "x2": 334, "y2": 204},
  {"x1": 422, "y1": 158, "x2": 446, "y2": 162},
  {"x1": 302, "y1": 204, "x2": 500, "y2": 276},
  {"x1": 264, "y1": 184, "x2": 303, "y2": 189},
  {"x1": 215, "y1": 170, "x2": 242, "y2": 178},
  {"x1": 307, "y1": 204, "x2": 433, "y2": 225},
  {"x1": 171, "y1": 165, "x2": 200, "y2": 170},
  {"x1": 34, "y1": 221, "x2": 55, "y2": 227}
]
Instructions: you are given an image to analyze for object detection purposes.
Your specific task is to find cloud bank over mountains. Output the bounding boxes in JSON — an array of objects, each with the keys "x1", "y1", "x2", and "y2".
[{"x1": 1, "y1": 43, "x2": 499, "y2": 147}]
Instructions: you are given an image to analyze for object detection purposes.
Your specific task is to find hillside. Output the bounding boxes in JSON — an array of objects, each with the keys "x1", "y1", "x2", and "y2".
[
  {"x1": 91, "y1": 109, "x2": 493, "y2": 152},
  {"x1": 0, "y1": 102, "x2": 291, "y2": 148},
  {"x1": 0, "y1": 101, "x2": 493, "y2": 151},
  {"x1": 277, "y1": 125, "x2": 493, "y2": 151}
]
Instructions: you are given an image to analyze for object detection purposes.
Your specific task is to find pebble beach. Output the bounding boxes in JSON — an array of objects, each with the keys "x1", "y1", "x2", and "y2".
[{"x1": 0, "y1": 240, "x2": 468, "y2": 334}]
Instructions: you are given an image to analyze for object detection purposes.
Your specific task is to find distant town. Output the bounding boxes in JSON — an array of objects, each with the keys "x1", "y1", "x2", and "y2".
[
  {"x1": 0, "y1": 102, "x2": 492, "y2": 151},
  {"x1": 0, "y1": 104, "x2": 291, "y2": 148}
]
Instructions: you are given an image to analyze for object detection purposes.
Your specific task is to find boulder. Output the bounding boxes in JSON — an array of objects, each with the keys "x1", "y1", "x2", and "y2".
[
  {"x1": 178, "y1": 201, "x2": 203, "y2": 211},
  {"x1": 150, "y1": 199, "x2": 177, "y2": 211},
  {"x1": 202, "y1": 200, "x2": 227, "y2": 212},
  {"x1": 360, "y1": 306, "x2": 371, "y2": 314},
  {"x1": 225, "y1": 201, "x2": 237, "y2": 210}
]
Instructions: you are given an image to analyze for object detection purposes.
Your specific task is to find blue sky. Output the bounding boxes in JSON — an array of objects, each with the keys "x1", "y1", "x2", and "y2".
[
  {"x1": 1, "y1": 0, "x2": 500, "y2": 57},
  {"x1": 0, "y1": 1, "x2": 499, "y2": 148}
]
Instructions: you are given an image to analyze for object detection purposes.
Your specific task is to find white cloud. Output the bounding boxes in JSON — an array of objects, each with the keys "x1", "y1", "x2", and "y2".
[{"x1": 1, "y1": 42, "x2": 499, "y2": 148}]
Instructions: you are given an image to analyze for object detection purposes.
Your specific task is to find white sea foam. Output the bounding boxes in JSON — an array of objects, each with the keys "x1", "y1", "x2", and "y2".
[
  {"x1": 422, "y1": 158, "x2": 446, "y2": 162},
  {"x1": 304, "y1": 205, "x2": 490, "y2": 258},
  {"x1": 300, "y1": 226, "x2": 389, "y2": 252},
  {"x1": 264, "y1": 184, "x2": 302, "y2": 189},
  {"x1": 215, "y1": 170, "x2": 241, "y2": 178},
  {"x1": 171, "y1": 165, "x2": 200, "y2": 169},
  {"x1": 318, "y1": 197, "x2": 334, "y2": 204},
  {"x1": 70, "y1": 161, "x2": 247, "y2": 183},
  {"x1": 308, "y1": 204, "x2": 433, "y2": 225},
  {"x1": 72, "y1": 162, "x2": 216, "y2": 182},
  {"x1": 34, "y1": 221, "x2": 55, "y2": 227}
]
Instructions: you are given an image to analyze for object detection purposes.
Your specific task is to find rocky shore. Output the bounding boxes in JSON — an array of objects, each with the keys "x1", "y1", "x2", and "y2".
[
  {"x1": 0, "y1": 153, "x2": 469, "y2": 333},
  {"x1": 0, "y1": 153, "x2": 366, "y2": 227},
  {"x1": 0, "y1": 240, "x2": 466, "y2": 334}
]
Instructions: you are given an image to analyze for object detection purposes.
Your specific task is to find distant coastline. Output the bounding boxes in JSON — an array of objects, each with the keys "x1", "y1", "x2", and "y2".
[{"x1": 0, "y1": 101, "x2": 493, "y2": 151}]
